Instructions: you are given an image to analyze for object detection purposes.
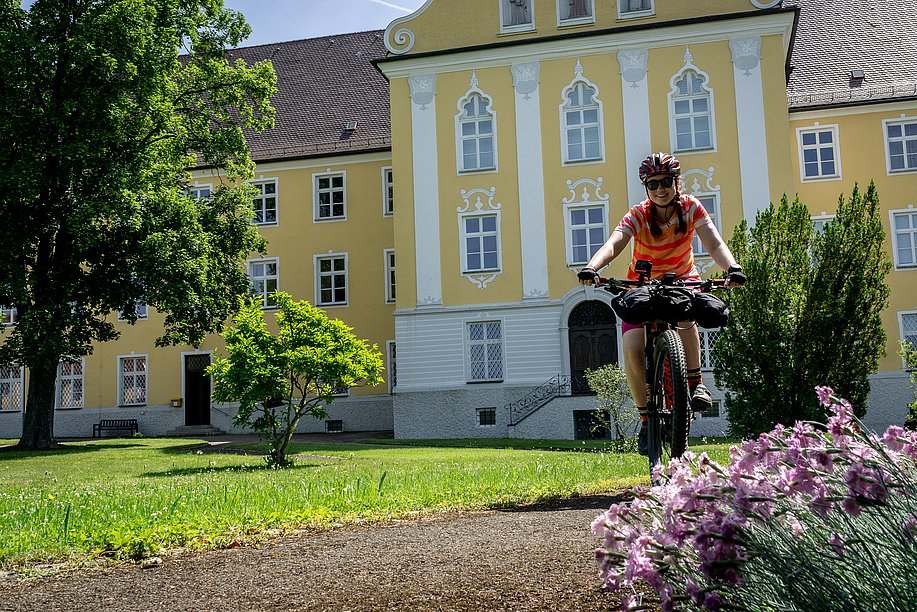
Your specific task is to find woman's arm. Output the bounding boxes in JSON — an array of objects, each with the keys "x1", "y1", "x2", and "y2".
[{"x1": 586, "y1": 230, "x2": 631, "y2": 272}]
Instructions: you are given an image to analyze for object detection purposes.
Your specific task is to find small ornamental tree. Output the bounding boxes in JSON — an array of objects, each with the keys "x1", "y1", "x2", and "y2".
[
  {"x1": 716, "y1": 184, "x2": 890, "y2": 437},
  {"x1": 585, "y1": 364, "x2": 638, "y2": 449},
  {"x1": 208, "y1": 292, "x2": 384, "y2": 467}
]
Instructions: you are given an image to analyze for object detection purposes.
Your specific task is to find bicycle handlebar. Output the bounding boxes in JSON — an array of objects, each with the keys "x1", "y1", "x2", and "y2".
[{"x1": 596, "y1": 276, "x2": 727, "y2": 292}]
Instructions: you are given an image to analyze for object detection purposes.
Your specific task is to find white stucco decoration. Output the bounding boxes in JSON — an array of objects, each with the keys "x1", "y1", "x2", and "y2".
[
  {"x1": 383, "y1": 0, "x2": 433, "y2": 54},
  {"x1": 512, "y1": 62, "x2": 540, "y2": 99},
  {"x1": 457, "y1": 186, "x2": 502, "y2": 213},
  {"x1": 409, "y1": 74, "x2": 436, "y2": 110},
  {"x1": 618, "y1": 48, "x2": 648, "y2": 88},
  {"x1": 750, "y1": 0, "x2": 781, "y2": 8},
  {"x1": 682, "y1": 166, "x2": 721, "y2": 195},
  {"x1": 562, "y1": 177, "x2": 608, "y2": 204},
  {"x1": 729, "y1": 37, "x2": 762, "y2": 76}
]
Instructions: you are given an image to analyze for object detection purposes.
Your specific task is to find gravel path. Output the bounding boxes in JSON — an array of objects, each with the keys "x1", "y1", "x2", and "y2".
[{"x1": 0, "y1": 495, "x2": 646, "y2": 612}]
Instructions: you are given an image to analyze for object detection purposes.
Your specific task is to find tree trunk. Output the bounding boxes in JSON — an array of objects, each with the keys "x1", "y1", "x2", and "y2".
[{"x1": 16, "y1": 354, "x2": 60, "y2": 449}]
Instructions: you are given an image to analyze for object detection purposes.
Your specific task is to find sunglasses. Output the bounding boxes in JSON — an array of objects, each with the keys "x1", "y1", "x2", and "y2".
[{"x1": 644, "y1": 176, "x2": 675, "y2": 190}]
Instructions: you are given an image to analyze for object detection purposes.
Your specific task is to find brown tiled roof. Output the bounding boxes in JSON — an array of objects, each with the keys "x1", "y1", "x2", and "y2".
[
  {"x1": 785, "y1": 0, "x2": 917, "y2": 110},
  {"x1": 230, "y1": 30, "x2": 391, "y2": 162}
]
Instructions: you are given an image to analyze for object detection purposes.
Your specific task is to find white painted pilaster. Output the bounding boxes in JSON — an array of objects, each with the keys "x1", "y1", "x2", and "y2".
[
  {"x1": 730, "y1": 37, "x2": 771, "y2": 224},
  {"x1": 618, "y1": 49, "x2": 652, "y2": 207},
  {"x1": 512, "y1": 61, "x2": 549, "y2": 299},
  {"x1": 409, "y1": 74, "x2": 442, "y2": 306}
]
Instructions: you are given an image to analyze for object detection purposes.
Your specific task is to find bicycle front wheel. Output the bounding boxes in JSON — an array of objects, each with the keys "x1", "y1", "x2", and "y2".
[{"x1": 652, "y1": 329, "x2": 690, "y2": 465}]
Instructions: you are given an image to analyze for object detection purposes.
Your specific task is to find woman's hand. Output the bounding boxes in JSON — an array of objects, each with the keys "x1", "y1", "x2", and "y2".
[
  {"x1": 577, "y1": 267, "x2": 600, "y2": 286},
  {"x1": 725, "y1": 264, "x2": 746, "y2": 288}
]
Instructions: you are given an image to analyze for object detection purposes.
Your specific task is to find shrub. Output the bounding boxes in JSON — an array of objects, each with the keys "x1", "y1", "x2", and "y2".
[
  {"x1": 901, "y1": 341, "x2": 917, "y2": 430},
  {"x1": 592, "y1": 387, "x2": 917, "y2": 612},
  {"x1": 585, "y1": 364, "x2": 638, "y2": 451}
]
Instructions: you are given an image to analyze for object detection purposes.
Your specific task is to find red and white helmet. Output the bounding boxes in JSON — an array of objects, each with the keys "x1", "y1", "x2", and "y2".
[{"x1": 638, "y1": 153, "x2": 681, "y2": 183}]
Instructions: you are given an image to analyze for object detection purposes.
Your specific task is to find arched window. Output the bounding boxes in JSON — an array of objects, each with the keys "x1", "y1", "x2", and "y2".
[
  {"x1": 668, "y1": 50, "x2": 716, "y2": 153},
  {"x1": 458, "y1": 94, "x2": 495, "y2": 171},
  {"x1": 560, "y1": 63, "x2": 603, "y2": 164}
]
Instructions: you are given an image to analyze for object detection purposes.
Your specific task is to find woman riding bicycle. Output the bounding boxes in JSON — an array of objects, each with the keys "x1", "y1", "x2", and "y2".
[{"x1": 578, "y1": 152, "x2": 745, "y2": 455}]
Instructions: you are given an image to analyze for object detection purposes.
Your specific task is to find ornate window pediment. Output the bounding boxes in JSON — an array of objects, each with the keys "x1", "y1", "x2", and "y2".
[
  {"x1": 560, "y1": 60, "x2": 604, "y2": 164},
  {"x1": 668, "y1": 48, "x2": 716, "y2": 153},
  {"x1": 456, "y1": 72, "x2": 497, "y2": 173}
]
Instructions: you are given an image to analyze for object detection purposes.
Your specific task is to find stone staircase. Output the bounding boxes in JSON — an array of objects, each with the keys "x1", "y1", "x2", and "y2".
[{"x1": 166, "y1": 424, "x2": 228, "y2": 437}]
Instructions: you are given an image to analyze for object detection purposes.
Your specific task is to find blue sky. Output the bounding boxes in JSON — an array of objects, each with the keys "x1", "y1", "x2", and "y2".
[{"x1": 222, "y1": 0, "x2": 428, "y2": 46}]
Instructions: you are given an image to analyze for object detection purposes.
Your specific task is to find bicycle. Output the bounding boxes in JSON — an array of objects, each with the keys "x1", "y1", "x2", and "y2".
[{"x1": 599, "y1": 261, "x2": 727, "y2": 483}]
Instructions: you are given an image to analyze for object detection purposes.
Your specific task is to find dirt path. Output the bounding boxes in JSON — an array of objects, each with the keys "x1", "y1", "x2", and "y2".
[{"x1": 0, "y1": 495, "x2": 644, "y2": 612}]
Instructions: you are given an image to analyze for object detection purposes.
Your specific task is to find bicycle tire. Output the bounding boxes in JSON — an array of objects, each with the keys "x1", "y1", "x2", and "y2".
[{"x1": 650, "y1": 329, "x2": 690, "y2": 471}]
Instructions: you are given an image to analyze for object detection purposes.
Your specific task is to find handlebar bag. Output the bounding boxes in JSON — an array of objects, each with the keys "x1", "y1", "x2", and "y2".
[
  {"x1": 610, "y1": 286, "x2": 654, "y2": 324},
  {"x1": 691, "y1": 291, "x2": 730, "y2": 328},
  {"x1": 610, "y1": 286, "x2": 695, "y2": 324}
]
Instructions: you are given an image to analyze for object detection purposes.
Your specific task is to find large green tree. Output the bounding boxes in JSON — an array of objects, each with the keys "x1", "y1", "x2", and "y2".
[
  {"x1": 715, "y1": 184, "x2": 890, "y2": 437},
  {"x1": 0, "y1": 0, "x2": 276, "y2": 448}
]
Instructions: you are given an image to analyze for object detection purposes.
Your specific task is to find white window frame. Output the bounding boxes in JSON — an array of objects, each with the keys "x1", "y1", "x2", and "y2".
[
  {"x1": 796, "y1": 124, "x2": 842, "y2": 181},
  {"x1": 386, "y1": 340, "x2": 396, "y2": 395},
  {"x1": 699, "y1": 329, "x2": 721, "y2": 371},
  {"x1": 811, "y1": 213, "x2": 835, "y2": 235},
  {"x1": 118, "y1": 301, "x2": 148, "y2": 322},
  {"x1": 564, "y1": 202, "x2": 608, "y2": 266},
  {"x1": 883, "y1": 115, "x2": 917, "y2": 175},
  {"x1": 890, "y1": 206, "x2": 917, "y2": 270},
  {"x1": 384, "y1": 249, "x2": 396, "y2": 304},
  {"x1": 455, "y1": 86, "x2": 497, "y2": 174},
  {"x1": 692, "y1": 194, "x2": 721, "y2": 257},
  {"x1": 499, "y1": 0, "x2": 535, "y2": 33},
  {"x1": 557, "y1": 0, "x2": 595, "y2": 26},
  {"x1": 57, "y1": 357, "x2": 85, "y2": 410},
  {"x1": 459, "y1": 211, "x2": 502, "y2": 274},
  {"x1": 248, "y1": 257, "x2": 280, "y2": 309},
  {"x1": 1, "y1": 306, "x2": 16, "y2": 327},
  {"x1": 476, "y1": 407, "x2": 498, "y2": 427},
  {"x1": 314, "y1": 253, "x2": 349, "y2": 308},
  {"x1": 900, "y1": 310, "x2": 917, "y2": 369},
  {"x1": 381, "y1": 166, "x2": 394, "y2": 217},
  {"x1": 250, "y1": 178, "x2": 278, "y2": 226},
  {"x1": 618, "y1": 0, "x2": 654, "y2": 19},
  {"x1": 668, "y1": 57, "x2": 717, "y2": 154},
  {"x1": 117, "y1": 354, "x2": 148, "y2": 407},
  {"x1": 188, "y1": 182, "x2": 213, "y2": 200},
  {"x1": 313, "y1": 171, "x2": 347, "y2": 222},
  {"x1": 0, "y1": 364, "x2": 24, "y2": 412},
  {"x1": 465, "y1": 319, "x2": 505, "y2": 383},
  {"x1": 560, "y1": 69, "x2": 605, "y2": 164}
]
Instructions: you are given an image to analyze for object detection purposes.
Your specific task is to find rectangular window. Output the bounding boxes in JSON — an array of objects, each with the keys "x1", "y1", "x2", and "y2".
[
  {"x1": 901, "y1": 312, "x2": 917, "y2": 354},
  {"x1": 797, "y1": 126, "x2": 840, "y2": 180},
  {"x1": 885, "y1": 118, "x2": 917, "y2": 173},
  {"x1": 811, "y1": 214, "x2": 835, "y2": 235},
  {"x1": 892, "y1": 209, "x2": 917, "y2": 269},
  {"x1": 58, "y1": 358, "x2": 84, "y2": 409},
  {"x1": 477, "y1": 407, "x2": 497, "y2": 427},
  {"x1": 248, "y1": 258, "x2": 279, "y2": 308},
  {"x1": 251, "y1": 179, "x2": 278, "y2": 225},
  {"x1": 384, "y1": 249, "x2": 396, "y2": 303},
  {"x1": 382, "y1": 167, "x2": 394, "y2": 216},
  {"x1": 700, "y1": 400, "x2": 721, "y2": 418},
  {"x1": 459, "y1": 95, "x2": 496, "y2": 172},
  {"x1": 619, "y1": 0, "x2": 653, "y2": 18},
  {"x1": 1, "y1": 306, "x2": 16, "y2": 326},
  {"x1": 558, "y1": 0, "x2": 594, "y2": 24},
  {"x1": 118, "y1": 301, "x2": 148, "y2": 321},
  {"x1": 501, "y1": 0, "x2": 534, "y2": 32},
  {"x1": 118, "y1": 355, "x2": 147, "y2": 406},
  {"x1": 315, "y1": 172, "x2": 346, "y2": 221},
  {"x1": 316, "y1": 255, "x2": 348, "y2": 306},
  {"x1": 189, "y1": 185, "x2": 212, "y2": 200},
  {"x1": 568, "y1": 205, "x2": 606, "y2": 265},
  {"x1": 0, "y1": 365, "x2": 24, "y2": 411},
  {"x1": 692, "y1": 195, "x2": 720, "y2": 256},
  {"x1": 462, "y1": 214, "x2": 500, "y2": 273},
  {"x1": 699, "y1": 329, "x2": 721, "y2": 371},
  {"x1": 467, "y1": 321, "x2": 503, "y2": 382}
]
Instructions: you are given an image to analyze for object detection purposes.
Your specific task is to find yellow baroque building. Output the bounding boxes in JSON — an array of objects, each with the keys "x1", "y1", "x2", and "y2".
[{"x1": 1, "y1": 0, "x2": 915, "y2": 440}]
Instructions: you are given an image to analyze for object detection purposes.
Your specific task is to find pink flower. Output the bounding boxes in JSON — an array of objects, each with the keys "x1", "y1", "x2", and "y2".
[
  {"x1": 828, "y1": 532, "x2": 845, "y2": 556},
  {"x1": 815, "y1": 386, "x2": 834, "y2": 406}
]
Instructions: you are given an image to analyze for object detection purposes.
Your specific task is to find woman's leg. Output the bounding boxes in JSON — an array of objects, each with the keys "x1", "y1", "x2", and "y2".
[
  {"x1": 623, "y1": 327, "x2": 647, "y2": 406},
  {"x1": 677, "y1": 323, "x2": 700, "y2": 371}
]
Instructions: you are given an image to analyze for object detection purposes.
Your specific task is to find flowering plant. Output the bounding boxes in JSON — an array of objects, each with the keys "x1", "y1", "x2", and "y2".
[{"x1": 593, "y1": 387, "x2": 917, "y2": 611}]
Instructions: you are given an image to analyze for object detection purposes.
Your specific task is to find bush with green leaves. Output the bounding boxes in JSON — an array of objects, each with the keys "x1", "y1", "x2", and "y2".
[
  {"x1": 209, "y1": 292, "x2": 384, "y2": 467},
  {"x1": 715, "y1": 183, "x2": 890, "y2": 437},
  {"x1": 585, "y1": 364, "x2": 638, "y2": 451},
  {"x1": 901, "y1": 341, "x2": 917, "y2": 429}
]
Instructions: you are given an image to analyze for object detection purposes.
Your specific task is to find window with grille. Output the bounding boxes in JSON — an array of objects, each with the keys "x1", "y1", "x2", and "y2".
[
  {"x1": 461, "y1": 215, "x2": 500, "y2": 273},
  {"x1": 892, "y1": 210, "x2": 917, "y2": 269},
  {"x1": 568, "y1": 206, "x2": 606, "y2": 265},
  {"x1": 902, "y1": 312, "x2": 917, "y2": 357},
  {"x1": 477, "y1": 407, "x2": 497, "y2": 427},
  {"x1": 316, "y1": 255, "x2": 347, "y2": 306},
  {"x1": 699, "y1": 329, "x2": 721, "y2": 371},
  {"x1": 798, "y1": 127, "x2": 840, "y2": 180},
  {"x1": 251, "y1": 180, "x2": 278, "y2": 225},
  {"x1": 458, "y1": 94, "x2": 496, "y2": 172},
  {"x1": 700, "y1": 400, "x2": 721, "y2": 418},
  {"x1": 0, "y1": 365, "x2": 23, "y2": 411},
  {"x1": 118, "y1": 356, "x2": 147, "y2": 406},
  {"x1": 672, "y1": 71, "x2": 713, "y2": 152},
  {"x1": 1, "y1": 306, "x2": 15, "y2": 326},
  {"x1": 558, "y1": 0, "x2": 593, "y2": 24},
  {"x1": 384, "y1": 249, "x2": 396, "y2": 303},
  {"x1": 58, "y1": 358, "x2": 84, "y2": 409},
  {"x1": 563, "y1": 82, "x2": 602, "y2": 162},
  {"x1": 619, "y1": 0, "x2": 653, "y2": 17},
  {"x1": 315, "y1": 173, "x2": 346, "y2": 220},
  {"x1": 692, "y1": 195, "x2": 720, "y2": 256},
  {"x1": 467, "y1": 321, "x2": 503, "y2": 382},
  {"x1": 382, "y1": 167, "x2": 394, "y2": 216},
  {"x1": 885, "y1": 118, "x2": 917, "y2": 173},
  {"x1": 248, "y1": 258, "x2": 279, "y2": 308}
]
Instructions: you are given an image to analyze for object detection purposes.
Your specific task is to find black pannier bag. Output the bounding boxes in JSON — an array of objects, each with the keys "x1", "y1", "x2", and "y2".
[
  {"x1": 691, "y1": 291, "x2": 730, "y2": 328},
  {"x1": 610, "y1": 286, "x2": 695, "y2": 325}
]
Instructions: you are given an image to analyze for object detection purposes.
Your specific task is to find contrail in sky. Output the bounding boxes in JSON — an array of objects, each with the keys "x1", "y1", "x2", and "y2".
[{"x1": 367, "y1": 0, "x2": 415, "y2": 13}]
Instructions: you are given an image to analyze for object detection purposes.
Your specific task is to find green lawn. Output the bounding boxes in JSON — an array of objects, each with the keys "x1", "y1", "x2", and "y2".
[{"x1": 0, "y1": 437, "x2": 733, "y2": 569}]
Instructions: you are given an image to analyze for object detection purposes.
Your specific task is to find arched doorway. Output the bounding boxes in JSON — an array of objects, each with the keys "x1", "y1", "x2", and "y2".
[{"x1": 568, "y1": 300, "x2": 618, "y2": 395}]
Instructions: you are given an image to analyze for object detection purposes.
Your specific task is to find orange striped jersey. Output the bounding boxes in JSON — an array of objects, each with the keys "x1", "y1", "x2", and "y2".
[{"x1": 615, "y1": 194, "x2": 712, "y2": 281}]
